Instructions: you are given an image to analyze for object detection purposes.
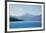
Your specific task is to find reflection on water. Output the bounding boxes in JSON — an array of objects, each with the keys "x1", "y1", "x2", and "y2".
[{"x1": 10, "y1": 21, "x2": 41, "y2": 28}]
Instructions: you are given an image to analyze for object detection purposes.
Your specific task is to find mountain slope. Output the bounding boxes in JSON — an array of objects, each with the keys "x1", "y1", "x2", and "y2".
[
  {"x1": 15, "y1": 14, "x2": 41, "y2": 21},
  {"x1": 10, "y1": 16, "x2": 24, "y2": 22}
]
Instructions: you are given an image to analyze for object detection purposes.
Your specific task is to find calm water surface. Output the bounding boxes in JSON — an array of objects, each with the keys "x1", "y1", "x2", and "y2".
[{"x1": 10, "y1": 21, "x2": 41, "y2": 29}]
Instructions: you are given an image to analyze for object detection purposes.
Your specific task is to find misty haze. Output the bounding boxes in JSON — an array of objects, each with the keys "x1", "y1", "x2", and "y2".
[{"x1": 9, "y1": 4, "x2": 42, "y2": 28}]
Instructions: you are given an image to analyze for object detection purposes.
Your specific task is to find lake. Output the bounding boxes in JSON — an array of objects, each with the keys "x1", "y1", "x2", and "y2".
[{"x1": 10, "y1": 21, "x2": 41, "y2": 29}]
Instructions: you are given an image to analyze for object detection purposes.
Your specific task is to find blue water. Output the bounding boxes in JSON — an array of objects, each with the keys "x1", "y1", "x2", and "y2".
[{"x1": 10, "y1": 21, "x2": 41, "y2": 29}]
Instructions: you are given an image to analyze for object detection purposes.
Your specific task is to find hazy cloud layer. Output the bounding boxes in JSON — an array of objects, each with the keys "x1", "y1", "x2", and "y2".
[{"x1": 9, "y1": 4, "x2": 42, "y2": 16}]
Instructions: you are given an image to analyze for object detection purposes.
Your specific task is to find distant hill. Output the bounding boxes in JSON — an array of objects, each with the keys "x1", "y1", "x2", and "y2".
[
  {"x1": 15, "y1": 13, "x2": 42, "y2": 21},
  {"x1": 10, "y1": 13, "x2": 41, "y2": 21},
  {"x1": 10, "y1": 16, "x2": 24, "y2": 22}
]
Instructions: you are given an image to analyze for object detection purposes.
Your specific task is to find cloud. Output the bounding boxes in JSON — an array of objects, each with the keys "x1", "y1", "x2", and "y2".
[
  {"x1": 9, "y1": 8, "x2": 25, "y2": 16},
  {"x1": 9, "y1": 4, "x2": 42, "y2": 16}
]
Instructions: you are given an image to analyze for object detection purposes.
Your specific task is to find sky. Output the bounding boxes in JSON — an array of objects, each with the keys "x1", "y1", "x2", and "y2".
[{"x1": 9, "y1": 4, "x2": 42, "y2": 16}]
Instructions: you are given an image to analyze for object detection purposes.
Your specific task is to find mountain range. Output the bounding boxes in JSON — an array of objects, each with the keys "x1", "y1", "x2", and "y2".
[{"x1": 10, "y1": 13, "x2": 41, "y2": 21}]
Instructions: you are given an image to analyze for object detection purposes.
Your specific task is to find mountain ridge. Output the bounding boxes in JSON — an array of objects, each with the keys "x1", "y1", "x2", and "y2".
[{"x1": 10, "y1": 13, "x2": 41, "y2": 21}]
